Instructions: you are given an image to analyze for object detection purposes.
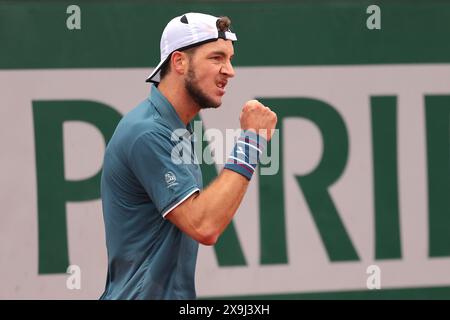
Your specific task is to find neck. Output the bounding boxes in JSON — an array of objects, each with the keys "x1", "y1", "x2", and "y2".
[{"x1": 157, "y1": 79, "x2": 201, "y2": 126}]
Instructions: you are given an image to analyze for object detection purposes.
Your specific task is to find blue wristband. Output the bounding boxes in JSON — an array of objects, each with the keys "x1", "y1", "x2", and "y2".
[{"x1": 224, "y1": 130, "x2": 267, "y2": 180}]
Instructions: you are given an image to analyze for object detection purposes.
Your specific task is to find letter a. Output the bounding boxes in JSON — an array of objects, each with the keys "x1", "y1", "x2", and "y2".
[
  {"x1": 366, "y1": 265, "x2": 381, "y2": 289},
  {"x1": 66, "y1": 265, "x2": 81, "y2": 290},
  {"x1": 66, "y1": 5, "x2": 81, "y2": 30},
  {"x1": 366, "y1": 5, "x2": 381, "y2": 30}
]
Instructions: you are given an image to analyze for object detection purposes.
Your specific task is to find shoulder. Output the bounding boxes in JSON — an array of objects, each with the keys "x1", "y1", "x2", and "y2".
[
  {"x1": 132, "y1": 127, "x2": 176, "y2": 148},
  {"x1": 127, "y1": 124, "x2": 178, "y2": 162},
  {"x1": 120, "y1": 101, "x2": 175, "y2": 144}
]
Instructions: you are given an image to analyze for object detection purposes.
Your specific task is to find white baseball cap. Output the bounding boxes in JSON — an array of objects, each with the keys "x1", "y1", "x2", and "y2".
[{"x1": 145, "y1": 12, "x2": 238, "y2": 84}]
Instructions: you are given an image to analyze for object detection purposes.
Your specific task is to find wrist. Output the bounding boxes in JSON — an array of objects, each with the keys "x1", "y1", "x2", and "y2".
[{"x1": 223, "y1": 130, "x2": 267, "y2": 180}]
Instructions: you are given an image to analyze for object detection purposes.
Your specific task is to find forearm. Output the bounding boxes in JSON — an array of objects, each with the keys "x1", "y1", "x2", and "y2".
[{"x1": 190, "y1": 168, "x2": 249, "y2": 238}]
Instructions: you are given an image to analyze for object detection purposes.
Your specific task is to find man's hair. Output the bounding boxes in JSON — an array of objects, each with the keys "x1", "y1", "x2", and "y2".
[
  {"x1": 216, "y1": 16, "x2": 231, "y2": 33},
  {"x1": 159, "y1": 16, "x2": 232, "y2": 81}
]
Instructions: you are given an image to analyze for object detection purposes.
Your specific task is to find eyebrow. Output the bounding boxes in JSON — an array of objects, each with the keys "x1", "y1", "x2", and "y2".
[{"x1": 209, "y1": 51, "x2": 234, "y2": 59}]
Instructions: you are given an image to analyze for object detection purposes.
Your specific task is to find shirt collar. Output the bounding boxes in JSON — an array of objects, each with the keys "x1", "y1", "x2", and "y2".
[{"x1": 148, "y1": 84, "x2": 193, "y2": 135}]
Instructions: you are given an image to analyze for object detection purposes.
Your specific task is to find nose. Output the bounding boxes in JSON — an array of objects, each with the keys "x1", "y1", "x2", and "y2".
[{"x1": 220, "y1": 60, "x2": 235, "y2": 78}]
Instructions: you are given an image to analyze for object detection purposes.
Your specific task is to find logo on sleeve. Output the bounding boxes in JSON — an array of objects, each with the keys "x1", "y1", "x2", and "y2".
[{"x1": 165, "y1": 171, "x2": 178, "y2": 188}]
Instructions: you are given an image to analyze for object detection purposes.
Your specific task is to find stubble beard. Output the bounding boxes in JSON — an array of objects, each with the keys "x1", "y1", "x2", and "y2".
[{"x1": 184, "y1": 67, "x2": 221, "y2": 110}]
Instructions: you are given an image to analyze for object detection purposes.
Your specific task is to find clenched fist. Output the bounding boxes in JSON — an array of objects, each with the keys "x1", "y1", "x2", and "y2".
[{"x1": 239, "y1": 100, "x2": 277, "y2": 141}]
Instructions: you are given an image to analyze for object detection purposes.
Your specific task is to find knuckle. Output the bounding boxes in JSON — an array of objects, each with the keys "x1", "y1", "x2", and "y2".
[{"x1": 247, "y1": 99, "x2": 258, "y2": 106}]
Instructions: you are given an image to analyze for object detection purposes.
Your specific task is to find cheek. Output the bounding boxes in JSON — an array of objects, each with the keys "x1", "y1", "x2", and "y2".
[
  {"x1": 196, "y1": 72, "x2": 217, "y2": 89},
  {"x1": 196, "y1": 63, "x2": 221, "y2": 81},
  {"x1": 189, "y1": 61, "x2": 221, "y2": 87}
]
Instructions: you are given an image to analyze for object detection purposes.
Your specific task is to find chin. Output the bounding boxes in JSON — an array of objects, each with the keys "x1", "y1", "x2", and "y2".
[
  {"x1": 213, "y1": 98, "x2": 223, "y2": 108},
  {"x1": 206, "y1": 95, "x2": 222, "y2": 109}
]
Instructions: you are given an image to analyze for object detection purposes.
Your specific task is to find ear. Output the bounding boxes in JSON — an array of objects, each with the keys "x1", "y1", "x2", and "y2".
[{"x1": 171, "y1": 51, "x2": 188, "y2": 76}]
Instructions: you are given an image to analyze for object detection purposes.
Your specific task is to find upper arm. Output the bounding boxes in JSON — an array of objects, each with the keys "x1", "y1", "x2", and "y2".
[
  {"x1": 165, "y1": 192, "x2": 217, "y2": 246},
  {"x1": 164, "y1": 191, "x2": 209, "y2": 243},
  {"x1": 128, "y1": 130, "x2": 201, "y2": 218}
]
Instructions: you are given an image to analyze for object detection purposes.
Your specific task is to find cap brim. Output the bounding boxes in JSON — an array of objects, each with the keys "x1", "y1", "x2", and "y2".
[{"x1": 145, "y1": 58, "x2": 167, "y2": 83}]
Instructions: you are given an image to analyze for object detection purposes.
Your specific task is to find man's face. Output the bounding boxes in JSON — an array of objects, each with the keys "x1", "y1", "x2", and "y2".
[{"x1": 184, "y1": 38, "x2": 235, "y2": 109}]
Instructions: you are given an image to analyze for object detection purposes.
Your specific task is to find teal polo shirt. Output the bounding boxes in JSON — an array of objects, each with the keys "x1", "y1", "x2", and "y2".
[{"x1": 100, "y1": 84, "x2": 203, "y2": 300}]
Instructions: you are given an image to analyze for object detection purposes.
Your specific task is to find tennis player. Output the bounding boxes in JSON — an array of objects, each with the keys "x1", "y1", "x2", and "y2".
[{"x1": 100, "y1": 12, "x2": 277, "y2": 299}]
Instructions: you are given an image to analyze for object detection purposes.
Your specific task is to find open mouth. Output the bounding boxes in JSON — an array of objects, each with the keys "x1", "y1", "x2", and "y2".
[{"x1": 216, "y1": 80, "x2": 227, "y2": 90}]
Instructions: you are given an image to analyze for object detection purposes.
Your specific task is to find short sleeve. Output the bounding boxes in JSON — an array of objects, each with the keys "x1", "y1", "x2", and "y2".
[{"x1": 128, "y1": 130, "x2": 200, "y2": 217}]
